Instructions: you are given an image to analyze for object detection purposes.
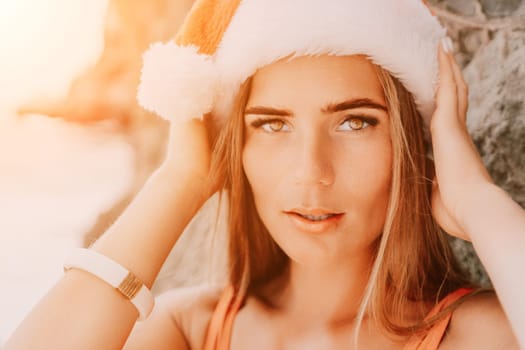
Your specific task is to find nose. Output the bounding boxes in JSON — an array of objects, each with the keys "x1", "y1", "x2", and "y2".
[{"x1": 292, "y1": 130, "x2": 335, "y2": 187}]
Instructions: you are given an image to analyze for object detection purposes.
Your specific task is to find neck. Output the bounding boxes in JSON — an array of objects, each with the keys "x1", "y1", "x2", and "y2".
[{"x1": 261, "y1": 252, "x2": 373, "y2": 327}]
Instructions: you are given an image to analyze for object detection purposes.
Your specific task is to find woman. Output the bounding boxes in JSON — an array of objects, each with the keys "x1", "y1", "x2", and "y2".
[{"x1": 5, "y1": 0, "x2": 524, "y2": 349}]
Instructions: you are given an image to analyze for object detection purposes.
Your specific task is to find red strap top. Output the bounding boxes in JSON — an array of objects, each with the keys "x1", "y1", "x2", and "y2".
[
  {"x1": 203, "y1": 286, "x2": 473, "y2": 350},
  {"x1": 404, "y1": 288, "x2": 473, "y2": 349}
]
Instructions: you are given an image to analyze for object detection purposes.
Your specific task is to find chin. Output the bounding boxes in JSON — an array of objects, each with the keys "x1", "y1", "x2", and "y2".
[
  {"x1": 273, "y1": 237, "x2": 345, "y2": 268},
  {"x1": 267, "y1": 227, "x2": 378, "y2": 270}
]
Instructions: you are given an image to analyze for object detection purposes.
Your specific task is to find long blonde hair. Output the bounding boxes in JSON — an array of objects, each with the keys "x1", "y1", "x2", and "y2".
[{"x1": 209, "y1": 60, "x2": 472, "y2": 337}]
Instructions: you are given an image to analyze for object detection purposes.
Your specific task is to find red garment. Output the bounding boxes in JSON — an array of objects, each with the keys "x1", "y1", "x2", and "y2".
[
  {"x1": 404, "y1": 288, "x2": 473, "y2": 349},
  {"x1": 204, "y1": 286, "x2": 473, "y2": 349}
]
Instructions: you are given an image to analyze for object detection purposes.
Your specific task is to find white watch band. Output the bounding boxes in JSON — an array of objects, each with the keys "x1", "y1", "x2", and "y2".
[{"x1": 64, "y1": 248, "x2": 155, "y2": 321}]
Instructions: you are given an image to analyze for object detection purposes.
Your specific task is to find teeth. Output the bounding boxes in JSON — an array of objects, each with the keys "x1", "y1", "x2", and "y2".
[{"x1": 301, "y1": 214, "x2": 334, "y2": 221}]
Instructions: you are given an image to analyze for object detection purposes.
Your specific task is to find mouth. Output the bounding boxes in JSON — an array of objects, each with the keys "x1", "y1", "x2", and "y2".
[
  {"x1": 290, "y1": 212, "x2": 341, "y2": 221},
  {"x1": 284, "y1": 209, "x2": 345, "y2": 233}
]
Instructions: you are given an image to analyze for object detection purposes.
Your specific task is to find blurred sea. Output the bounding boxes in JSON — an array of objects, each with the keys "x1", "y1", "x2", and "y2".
[
  {"x1": 0, "y1": 0, "x2": 136, "y2": 343},
  {"x1": 0, "y1": 115, "x2": 134, "y2": 343}
]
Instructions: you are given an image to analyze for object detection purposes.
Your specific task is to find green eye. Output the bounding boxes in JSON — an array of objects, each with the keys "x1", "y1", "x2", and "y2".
[
  {"x1": 349, "y1": 118, "x2": 365, "y2": 130},
  {"x1": 250, "y1": 118, "x2": 289, "y2": 132},
  {"x1": 262, "y1": 120, "x2": 285, "y2": 132},
  {"x1": 253, "y1": 119, "x2": 291, "y2": 133},
  {"x1": 338, "y1": 116, "x2": 377, "y2": 131}
]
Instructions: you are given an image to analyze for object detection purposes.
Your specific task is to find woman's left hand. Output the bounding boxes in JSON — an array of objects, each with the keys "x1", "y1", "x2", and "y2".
[
  {"x1": 432, "y1": 41, "x2": 525, "y2": 349},
  {"x1": 430, "y1": 41, "x2": 494, "y2": 241}
]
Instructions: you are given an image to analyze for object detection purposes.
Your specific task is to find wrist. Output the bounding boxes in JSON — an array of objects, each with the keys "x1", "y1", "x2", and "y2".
[
  {"x1": 153, "y1": 164, "x2": 211, "y2": 207},
  {"x1": 457, "y1": 182, "x2": 507, "y2": 238},
  {"x1": 91, "y1": 165, "x2": 212, "y2": 287}
]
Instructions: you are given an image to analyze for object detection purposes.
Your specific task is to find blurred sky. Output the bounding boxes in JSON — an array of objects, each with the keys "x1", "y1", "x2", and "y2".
[
  {"x1": 0, "y1": 0, "x2": 107, "y2": 112},
  {"x1": 0, "y1": 0, "x2": 135, "y2": 343}
]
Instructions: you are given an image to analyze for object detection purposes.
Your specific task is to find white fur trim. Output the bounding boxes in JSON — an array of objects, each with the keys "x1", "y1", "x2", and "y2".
[
  {"x1": 137, "y1": 43, "x2": 217, "y2": 121},
  {"x1": 213, "y1": 0, "x2": 445, "y2": 125}
]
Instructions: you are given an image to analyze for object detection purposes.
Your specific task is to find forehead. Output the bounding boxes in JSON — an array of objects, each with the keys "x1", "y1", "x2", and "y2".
[{"x1": 248, "y1": 55, "x2": 386, "y2": 107}]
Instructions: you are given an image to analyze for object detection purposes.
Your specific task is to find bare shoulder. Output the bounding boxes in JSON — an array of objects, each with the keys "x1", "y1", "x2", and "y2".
[
  {"x1": 124, "y1": 283, "x2": 223, "y2": 350},
  {"x1": 159, "y1": 283, "x2": 224, "y2": 348},
  {"x1": 441, "y1": 291, "x2": 518, "y2": 349}
]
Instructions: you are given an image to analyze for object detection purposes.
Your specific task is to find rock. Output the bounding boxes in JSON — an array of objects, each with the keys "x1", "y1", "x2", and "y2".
[
  {"x1": 479, "y1": 0, "x2": 523, "y2": 18},
  {"x1": 449, "y1": 237, "x2": 491, "y2": 286},
  {"x1": 464, "y1": 30, "x2": 525, "y2": 208},
  {"x1": 436, "y1": 0, "x2": 525, "y2": 18},
  {"x1": 446, "y1": 0, "x2": 478, "y2": 17},
  {"x1": 461, "y1": 29, "x2": 489, "y2": 55}
]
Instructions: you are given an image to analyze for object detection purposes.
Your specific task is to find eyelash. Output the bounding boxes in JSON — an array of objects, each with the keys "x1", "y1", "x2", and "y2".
[{"x1": 249, "y1": 116, "x2": 379, "y2": 133}]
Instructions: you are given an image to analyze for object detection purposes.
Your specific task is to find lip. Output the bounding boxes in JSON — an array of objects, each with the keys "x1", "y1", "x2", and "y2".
[
  {"x1": 284, "y1": 209, "x2": 345, "y2": 234},
  {"x1": 287, "y1": 208, "x2": 343, "y2": 216}
]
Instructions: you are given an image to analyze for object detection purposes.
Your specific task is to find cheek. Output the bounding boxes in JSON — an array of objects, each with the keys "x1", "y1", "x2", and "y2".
[
  {"x1": 242, "y1": 141, "x2": 268, "y2": 206},
  {"x1": 242, "y1": 135, "x2": 286, "y2": 196},
  {"x1": 242, "y1": 138, "x2": 287, "y2": 231},
  {"x1": 337, "y1": 137, "x2": 393, "y2": 227},
  {"x1": 352, "y1": 141, "x2": 392, "y2": 195}
]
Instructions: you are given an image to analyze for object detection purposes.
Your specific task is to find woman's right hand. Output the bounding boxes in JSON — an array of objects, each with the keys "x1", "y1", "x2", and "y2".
[{"x1": 159, "y1": 114, "x2": 217, "y2": 201}]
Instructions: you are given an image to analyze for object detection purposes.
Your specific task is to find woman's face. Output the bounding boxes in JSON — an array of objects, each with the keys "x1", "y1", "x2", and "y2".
[{"x1": 242, "y1": 55, "x2": 392, "y2": 266}]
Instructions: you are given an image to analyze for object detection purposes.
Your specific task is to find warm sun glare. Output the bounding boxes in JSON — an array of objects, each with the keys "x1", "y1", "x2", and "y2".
[
  {"x1": 0, "y1": 0, "x2": 108, "y2": 112},
  {"x1": 0, "y1": 0, "x2": 136, "y2": 345}
]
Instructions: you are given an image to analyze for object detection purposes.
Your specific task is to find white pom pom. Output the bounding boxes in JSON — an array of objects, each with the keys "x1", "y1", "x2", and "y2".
[{"x1": 137, "y1": 43, "x2": 217, "y2": 121}]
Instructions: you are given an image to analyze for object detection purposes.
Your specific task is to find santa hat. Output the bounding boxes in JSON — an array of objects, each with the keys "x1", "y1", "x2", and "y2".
[{"x1": 137, "y1": 0, "x2": 446, "y2": 126}]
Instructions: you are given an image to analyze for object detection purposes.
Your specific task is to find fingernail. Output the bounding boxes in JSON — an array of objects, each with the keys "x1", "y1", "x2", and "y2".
[{"x1": 441, "y1": 36, "x2": 454, "y2": 53}]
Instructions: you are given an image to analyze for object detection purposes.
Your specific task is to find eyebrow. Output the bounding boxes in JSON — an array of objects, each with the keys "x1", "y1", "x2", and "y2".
[
  {"x1": 244, "y1": 98, "x2": 387, "y2": 117},
  {"x1": 322, "y1": 98, "x2": 388, "y2": 113},
  {"x1": 244, "y1": 106, "x2": 293, "y2": 116}
]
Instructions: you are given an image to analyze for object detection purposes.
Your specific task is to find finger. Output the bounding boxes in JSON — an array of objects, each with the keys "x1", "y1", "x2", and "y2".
[
  {"x1": 434, "y1": 44, "x2": 458, "y2": 124},
  {"x1": 448, "y1": 52, "x2": 469, "y2": 122}
]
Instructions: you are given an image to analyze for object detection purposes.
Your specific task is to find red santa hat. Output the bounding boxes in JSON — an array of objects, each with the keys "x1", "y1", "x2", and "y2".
[{"x1": 137, "y1": 0, "x2": 446, "y2": 127}]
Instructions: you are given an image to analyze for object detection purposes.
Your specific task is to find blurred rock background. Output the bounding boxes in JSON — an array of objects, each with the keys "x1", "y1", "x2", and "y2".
[{"x1": 1, "y1": 0, "x2": 523, "y2": 344}]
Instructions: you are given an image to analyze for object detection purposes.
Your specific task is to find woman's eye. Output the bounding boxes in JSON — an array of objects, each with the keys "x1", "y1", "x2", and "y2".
[
  {"x1": 259, "y1": 119, "x2": 289, "y2": 133},
  {"x1": 338, "y1": 117, "x2": 375, "y2": 131}
]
